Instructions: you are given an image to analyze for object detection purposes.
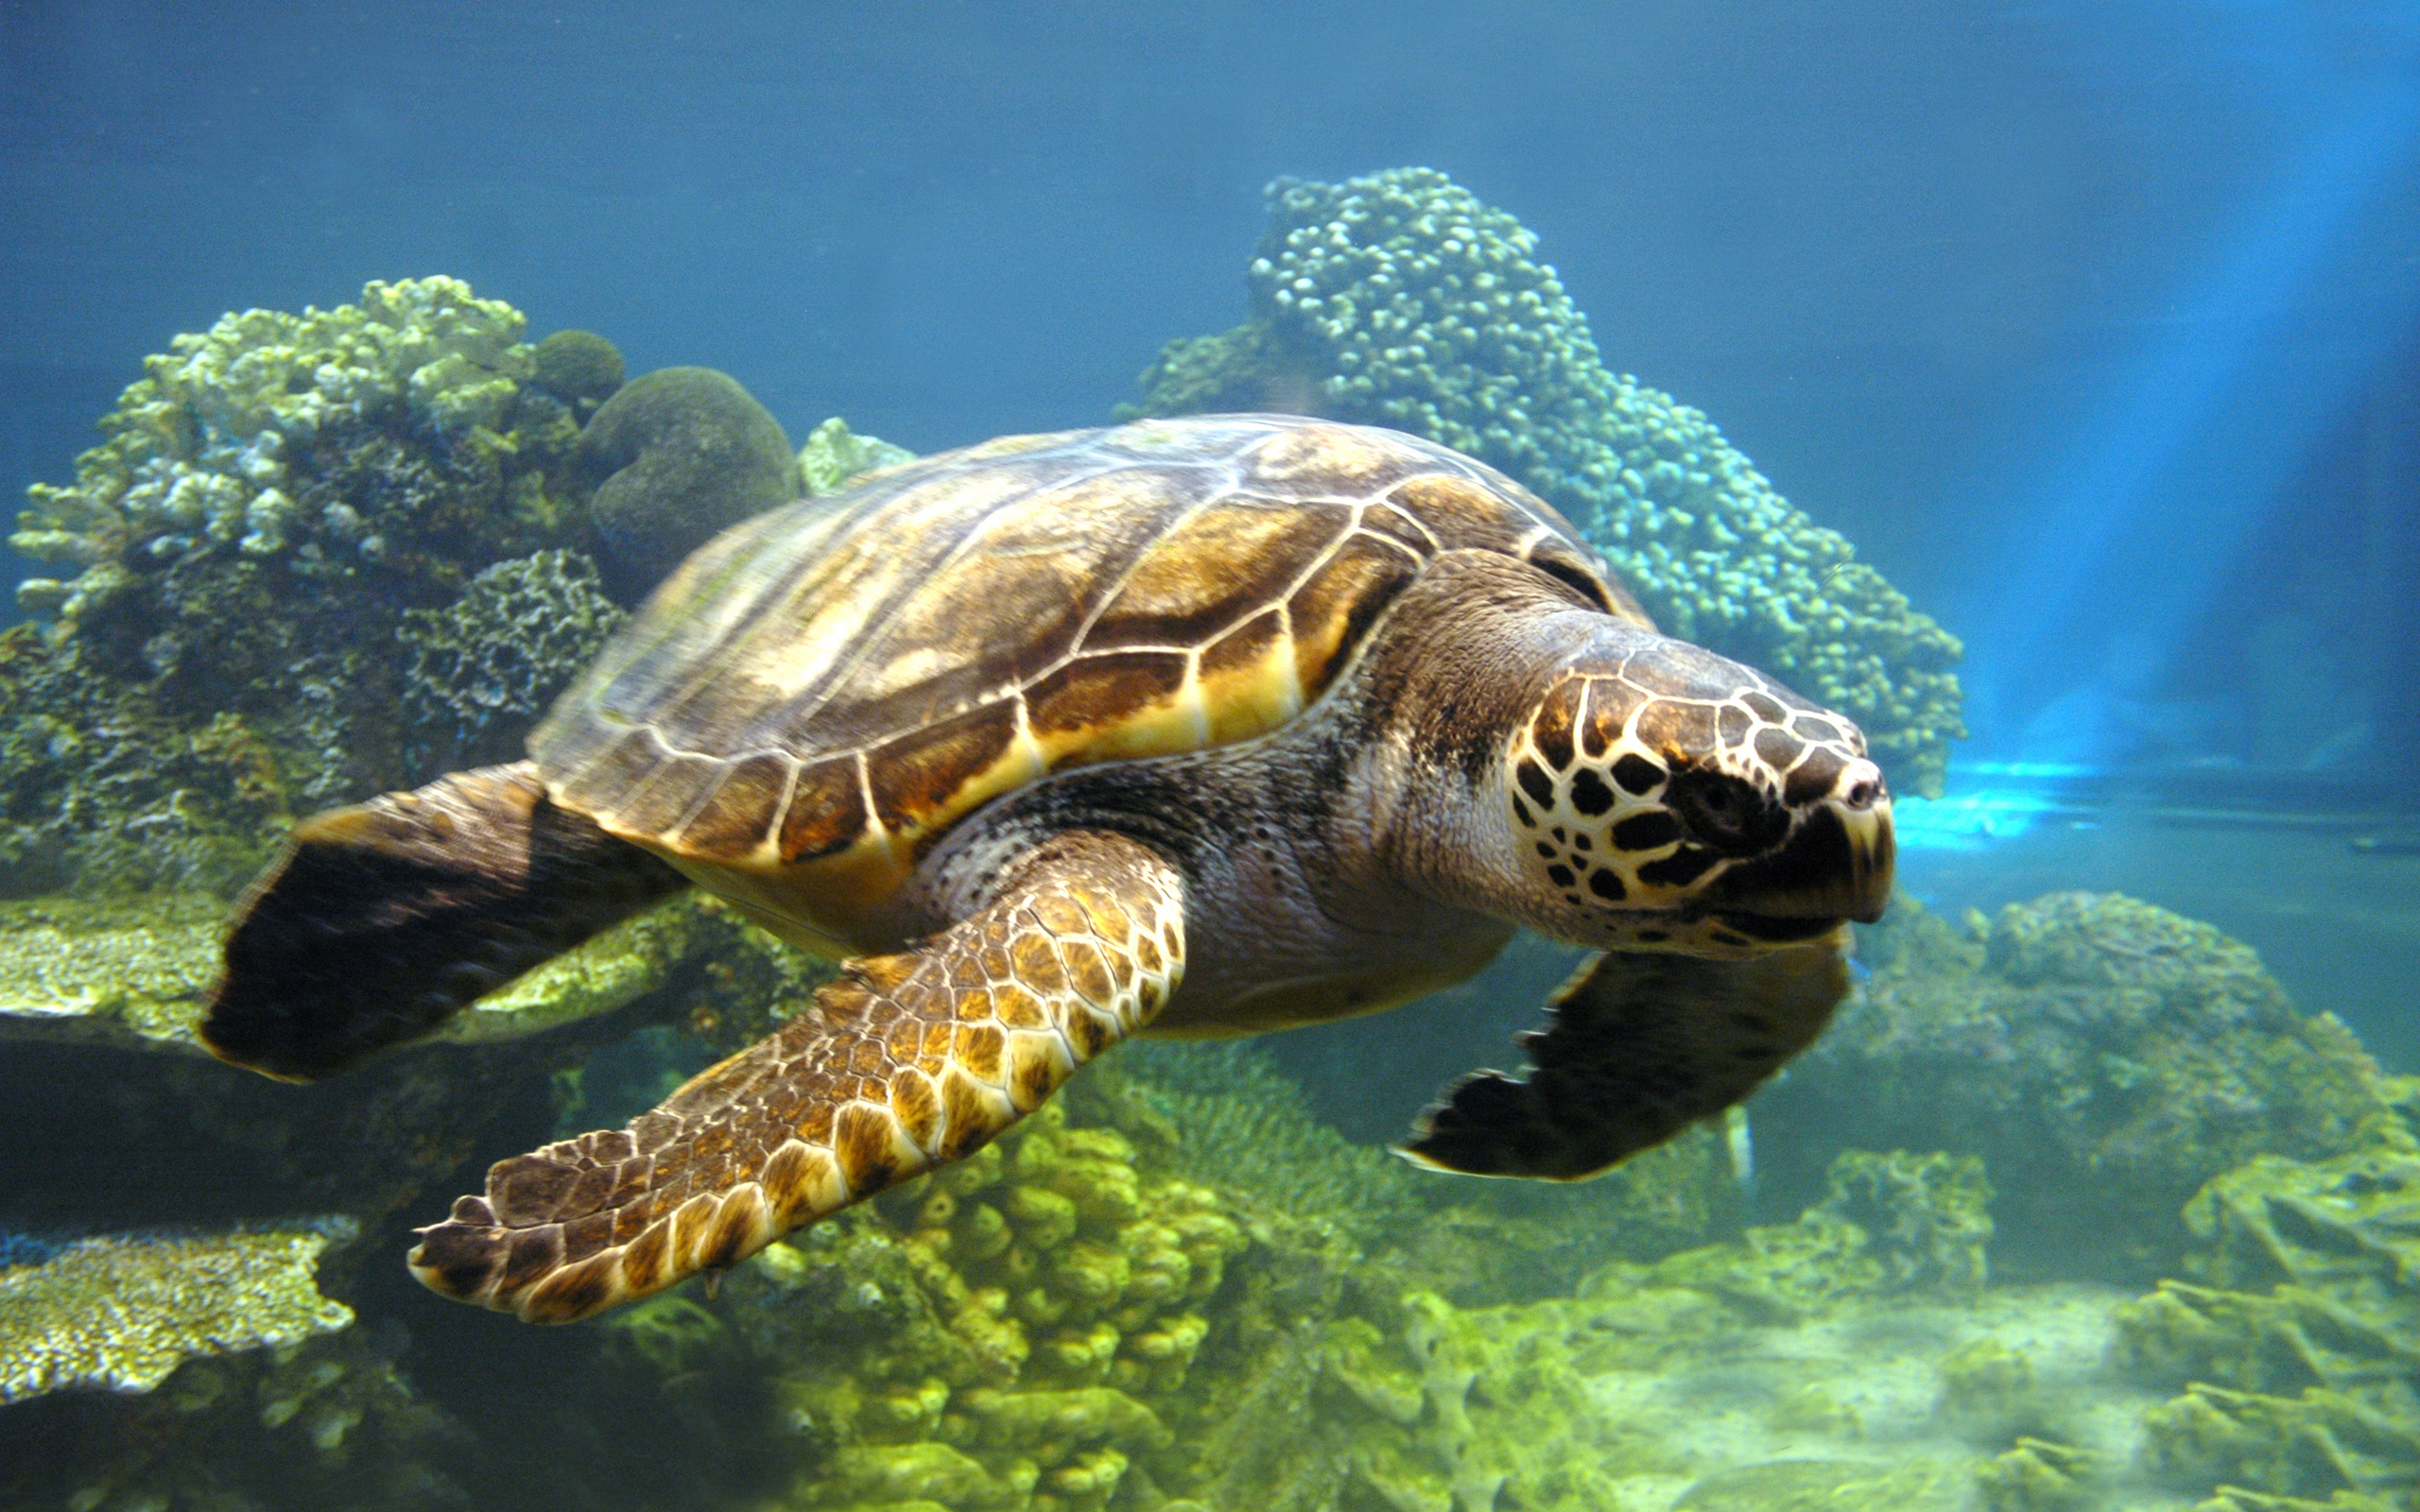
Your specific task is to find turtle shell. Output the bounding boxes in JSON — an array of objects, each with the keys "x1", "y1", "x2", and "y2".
[{"x1": 532, "y1": 413, "x2": 1637, "y2": 946}]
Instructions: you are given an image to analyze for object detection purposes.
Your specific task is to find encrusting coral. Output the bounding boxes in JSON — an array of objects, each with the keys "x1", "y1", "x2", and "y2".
[
  {"x1": 399, "y1": 546, "x2": 628, "y2": 770},
  {"x1": 1757, "y1": 891, "x2": 2397, "y2": 1281},
  {"x1": 0, "y1": 1221, "x2": 355, "y2": 1403},
  {"x1": 1123, "y1": 166, "x2": 1963, "y2": 795},
  {"x1": 617, "y1": 1095, "x2": 1253, "y2": 1512}
]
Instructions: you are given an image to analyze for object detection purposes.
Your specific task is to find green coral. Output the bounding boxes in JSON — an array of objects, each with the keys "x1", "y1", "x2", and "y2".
[
  {"x1": 1124, "y1": 167, "x2": 1963, "y2": 795},
  {"x1": 0, "y1": 1221, "x2": 355, "y2": 1402},
  {"x1": 637, "y1": 1096, "x2": 1250, "y2": 1511},
  {"x1": 398, "y1": 546, "x2": 628, "y2": 769},
  {"x1": 2, "y1": 277, "x2": 598, "y2": 895},
  {"x1": 799, "y1": 416, "x2": 917, "y2": 496},
  {"x1": 577, "y1": 365, "x2": 801, "y2": 602},
  {"x1": 1642, "y1": 1148, "x2": 1992, "y2": 1319},
  {"x1": 530, "y1": 327, "x2": 628, "y2": 418},
  {"x1": 1760, "y1": 892, "x2": 2398, "y2": 1281}
]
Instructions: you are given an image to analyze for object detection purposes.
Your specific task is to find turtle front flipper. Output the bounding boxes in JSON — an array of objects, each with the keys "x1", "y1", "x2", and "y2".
[
  {"x1": 202, "y1": 761, "x2": 691, "y2": 1082},
  {"x1": 408, "y1": 830, "x2": 1186, "y2": 1324},
  {"x1": 1398, "y1": 931, "x2": 1852, "y2": 1180}
]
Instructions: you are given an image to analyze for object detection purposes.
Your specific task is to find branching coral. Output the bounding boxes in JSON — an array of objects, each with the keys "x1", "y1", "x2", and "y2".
[
  {"x1": 1125, "y1": 167, "x2": 1963, "y2": 795},
  {"x1": 0, "y1": 1221, "x2": 355, "y2": 1402},
  {"x1": 3, "y1": 279, "x2": 601, "y2": 894}
]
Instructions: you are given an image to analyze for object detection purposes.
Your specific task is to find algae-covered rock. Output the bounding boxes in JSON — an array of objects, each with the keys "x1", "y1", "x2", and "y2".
[
  {"x1": 0, "y1": 1221, "x2": 354, "y2": 1402},
  {"x1": 530, "y1": 327, "x2": 627, "y2": 416},
  {"x1": 797, "y1": 415, "x2": 916, "y2": 495},
  {"x1": 4, "y1": 277, "x2": 599, "y2": 895},
  {"x1": 1124, "y1": 166, "x2": 1963, "y2": 795},
  {"x1": 398, "y1": 546, "x2": 627, "y2": 770},
  {"x1": 1760, "y1": 893, "x2": 2397, "y2": 1281},
  {"x1": 577, "y1": 365, "x2": 799, "y2": 602}
]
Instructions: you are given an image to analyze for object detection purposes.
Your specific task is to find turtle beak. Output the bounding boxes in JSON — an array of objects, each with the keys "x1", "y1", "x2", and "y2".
[{"x1": 1703, "y1": 758, "x2": 1894, "y2": 926}]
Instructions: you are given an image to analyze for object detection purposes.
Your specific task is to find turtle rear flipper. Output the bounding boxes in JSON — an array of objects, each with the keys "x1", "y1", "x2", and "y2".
[
  {"x1": 408, "y1": 830, "x2": 1184, "y2": 1324},
  {"x1": 1398, "y1": 931, "x2": 1851, "y2": 1180},
  {"x1": 202, "y1": 760, "x2": 691, "y2": 1082}
]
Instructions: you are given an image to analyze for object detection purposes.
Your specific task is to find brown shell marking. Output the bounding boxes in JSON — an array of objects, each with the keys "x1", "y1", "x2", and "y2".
[{"x1": 533, "y1": 414, "x2": 1620, "y2": 947}]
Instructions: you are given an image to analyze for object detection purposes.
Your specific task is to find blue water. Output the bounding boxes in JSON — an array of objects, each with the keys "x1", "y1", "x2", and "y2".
[{"x1": 6, "y1": 5, "x2": 2420, "y2": 1509}]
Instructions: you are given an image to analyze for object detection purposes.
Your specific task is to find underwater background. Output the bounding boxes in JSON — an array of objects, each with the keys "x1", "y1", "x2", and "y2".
[{"x1": 3, "y1": 3, "x2": 2418, "y2": 1510}]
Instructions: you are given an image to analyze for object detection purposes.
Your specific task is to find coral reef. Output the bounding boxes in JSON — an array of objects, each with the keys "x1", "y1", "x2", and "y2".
[
  {"x1": 625, "y1": 1095, "x2": 1256, "y2": 1511},
  {"x1": 0, "y1": 1325, "x2": 477, "y2": 1512},
  {"x1": 797, "y1": 416, "x2": 917, "y2": 496},
  {"x1": 4, "y1": 278, "x2": 599, "y2": 895},
  {"x1": 1123, "y1": 167, "x2": 1963, "y2": 795},
  {"x1": 1641, "y1": 1148, "x2": 1993, "y2": 1320},
  {"x1": 576, "y1": 366, "x2": 800, "y2": 602},
  {"x1": 0, "y1": 890, "x2": 225, "y2": 1053},
  {"x1": 1758, "y1": 892, "x2": 2397, "y2": 1281},
  {"x1": 399, "y1": 547, "x2": 628, "y2": 770},
  {"x1": 0, "y1": 1220, "x2": 354, "y2": 1402},
  {"x1": 2112, "y1": 1142, "x2": 2420, "y2": 1509}
]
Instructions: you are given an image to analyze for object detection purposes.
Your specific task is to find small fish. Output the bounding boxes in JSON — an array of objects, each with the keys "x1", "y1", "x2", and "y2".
[
  {"x1": 2350, "y1": 834, "x2": 2420, "y2": 856},
  {"x1": 1819, "y1": 561, "x2": 1856, "y2": 594},
  {"x1": 1724, "y1": 1105, "x2": 1756, "y2": 1199}
]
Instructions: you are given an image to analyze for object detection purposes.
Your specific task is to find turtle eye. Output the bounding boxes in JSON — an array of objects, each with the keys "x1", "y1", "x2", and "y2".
[{"x1": 1665, "y1": 770, "x2": 1788, "y2": 855}]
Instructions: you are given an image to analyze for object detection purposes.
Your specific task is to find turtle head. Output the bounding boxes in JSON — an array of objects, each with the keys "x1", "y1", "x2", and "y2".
[{"x1": 1496, "y1": 627, "x2": 1893, "y2": 955}]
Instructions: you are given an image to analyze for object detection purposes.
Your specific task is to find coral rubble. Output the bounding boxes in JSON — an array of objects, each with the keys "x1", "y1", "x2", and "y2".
[{"x1": 1123, "y1": 166, "x2": 1963, "y2": 795}]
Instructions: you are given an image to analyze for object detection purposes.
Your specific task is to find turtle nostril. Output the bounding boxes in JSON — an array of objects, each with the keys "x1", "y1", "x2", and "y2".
[{"x1": 1838, "y1": 761, "x2": 1885, "y2": 811}]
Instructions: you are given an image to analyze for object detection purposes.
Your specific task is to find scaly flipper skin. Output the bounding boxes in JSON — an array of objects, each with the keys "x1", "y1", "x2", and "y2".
[
  {"x1": 406, "y1": 831, "x2": 1186, "y2": 1324},
  {"x1": 1398, "y1": 930, "x2": 1852, "y2": 1179},
  {"x1": 201, "y1": 761, "x2": 691, "y2": 1082}
]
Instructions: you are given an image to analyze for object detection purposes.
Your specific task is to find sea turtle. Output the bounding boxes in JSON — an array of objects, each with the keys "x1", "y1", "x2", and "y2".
[{"x1": 201, "y1": 413, "x2": 1893, "y2": 1324}]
